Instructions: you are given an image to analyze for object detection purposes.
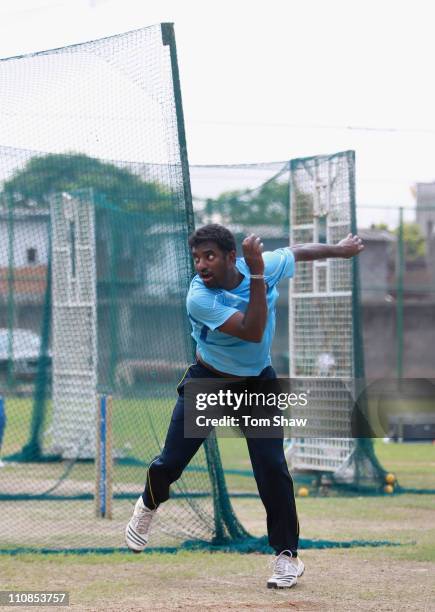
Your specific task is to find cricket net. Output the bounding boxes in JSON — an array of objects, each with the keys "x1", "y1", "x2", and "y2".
[
  {"x1": 0, "y1": 24, "x2": 246, "y2": 552},
  {"x1": 0, "y1": 25, "x2": 389, "y2": 554}
]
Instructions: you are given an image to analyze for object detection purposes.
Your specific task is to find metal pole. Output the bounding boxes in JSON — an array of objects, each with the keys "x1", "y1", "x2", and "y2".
[
  {"x1": 396, "y1": 207, "x2": 404, "y2": 380},
  {"x1": 109, "y1": 220, "x2": 119, "y2": 391},
  {"x1": 95, "y1": 395, "x2": 113, "y2": 519},
  {"x1": 6, "y1": 195, "x2": 15, "y2": 390},
  {"x1": 0, "y1": 396, "x2": 6, "y2": 454},
  {"x1": 161, "y1": 23, "x2": 250, "y2": 542},
  {"x1": 161, "y1": 23, "x2": 195, "y2": 238}
]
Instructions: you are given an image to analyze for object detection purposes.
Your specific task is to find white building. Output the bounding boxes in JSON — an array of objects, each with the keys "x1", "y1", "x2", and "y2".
[
  {"x1": 415, "y1": 182, "x2": 435, "y2": 239},
  {"x1": 0, "y1": 209, "x2": 49, "y2": 268}
]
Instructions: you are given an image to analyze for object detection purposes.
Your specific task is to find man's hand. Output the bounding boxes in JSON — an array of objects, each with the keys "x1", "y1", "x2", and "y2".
[
  {"x1": 242, "y1": 234, "x2": 264, "y2": 275},
  {"x1": 336, "y1": 233, "x2": 364, "y2": 258}
]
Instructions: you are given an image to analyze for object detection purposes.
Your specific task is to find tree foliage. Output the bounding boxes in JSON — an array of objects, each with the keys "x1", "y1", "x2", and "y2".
[
  {"x1": 396, "y1": 222, "x2": 426, "y2": 261},
  {"x1": 370, "y1": 222, "x2": 389, "y2": 231},
  {"x1": 198, "y1": 179, "x2": 289, "y2": 226},
  {"x1": 1, "y1": 153, "x2": 172, "y2": 214},
  {"x1": 369, "y1": 221, "x2": 426, "y2": 262}
]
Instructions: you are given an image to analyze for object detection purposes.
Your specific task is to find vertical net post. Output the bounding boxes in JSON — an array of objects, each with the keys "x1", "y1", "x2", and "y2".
[
  {"x1": 161, "y1": 23, "x2": 195, "y2": 235},
  {"x1": 349, "y1": 151, "x2": 366, "y2": 383},
  {"x1": 0, "y1": 396, "x2": 6, "y2": 455},
  {"x1": 95, "y1": 395, "x2": 113, "y2": 519},
  {"x1": 162, "y1": 23, "x2": 248, "y2": 543},
  {"x1": 109, "y1": 222, "x2": 119, "y2": 392},
  {"x1": 22, "y1": 253, "x2": 52, "y2": 461},
  {"x1": 349, "y1": 153, "x2": 383, "y2": 487},
  {"x1": 396, "y1": 207, "x2": 404, "y2": 379},
  {"x1": 6, "y1": 195, "x2": 15, "y2": 391}
]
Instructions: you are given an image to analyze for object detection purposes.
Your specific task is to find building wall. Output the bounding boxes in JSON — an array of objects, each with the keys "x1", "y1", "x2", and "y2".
[
  {"x1": 416, "y1": 182, "x2": 435, "y2": 238},
  {"x1": 358, "y1": 241, "x2": 392, "y2": 301},
  {"x1": 0, "y1": 219, "x2": 49, "y2": 267},
  {"x1": 272, "y1": 301, "x2": 435, "y2": 379}
]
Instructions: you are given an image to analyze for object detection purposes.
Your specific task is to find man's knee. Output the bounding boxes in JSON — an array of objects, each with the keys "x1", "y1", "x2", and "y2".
[
  {"x1": 149, "y1": 454, "x2": 184, "y2": 483},
  {"x1": 251, "y1": 448, "x2": 289, "y2": 478}
]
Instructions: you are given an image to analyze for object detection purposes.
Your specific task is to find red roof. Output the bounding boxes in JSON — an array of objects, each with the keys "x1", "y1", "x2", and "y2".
[{"x1": 0, "y1": 266, "x2": 48, "y2": 297}]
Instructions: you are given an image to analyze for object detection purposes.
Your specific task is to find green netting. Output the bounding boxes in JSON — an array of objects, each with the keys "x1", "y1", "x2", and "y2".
[
  {"x1": 191, "y1": 156, "x2": 386, "y2": 493},
  {"x1": 286, "y1": 152, "x2": 385, "y2": 491},
  {"x1": 0, "y1": 24, "x2": 248, "y2": 552},
  {"x1": 0, "y1": 22, "x2": 416, "y2": 555},
  {"x1": 0, "y1": 537, "x2": 401, "y2": 557}
]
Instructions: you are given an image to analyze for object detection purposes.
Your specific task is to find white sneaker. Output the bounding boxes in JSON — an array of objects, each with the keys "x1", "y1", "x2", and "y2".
[
  {"x1": 125, "y1": 496, "x2": 157, "y2": 553},
  {"x1": 267, "y1": 550, "x2": 304, "y2": 589}
]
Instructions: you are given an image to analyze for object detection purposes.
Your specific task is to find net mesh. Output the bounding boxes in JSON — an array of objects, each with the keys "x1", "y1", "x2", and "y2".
[
  {"x1": 0, "y1": 24, "x2": 247, "y2": 551},
  {"x1": 191, "y1": 155, "x2": 386, "y2": 491},
  {"x1": 0, "y1": 25, "x2": 396, "y2": 554},
  {"x1": 287, "y1": 152, "x2": 385, "y2": 488}
]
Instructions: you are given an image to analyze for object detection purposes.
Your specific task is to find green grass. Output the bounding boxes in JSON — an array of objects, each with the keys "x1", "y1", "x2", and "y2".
[
  {"x1": 2, "y1": 396, "x2": 175, "y2": 459},
  {"x1": 2, "y1": 395, "x2": 435, "y2": 494},
  {"x1": 1, "y1": 394, "x2": 434, "y2": 609},
  {"x1": 374, "y1": 438, "x2": 435, "y2": 489},
  {"x1": 218, "y1": 436, "x2": 435, "y2": 492},
  {"x1": 1, "y1": 397, "x2": 34, "y2": 455}
]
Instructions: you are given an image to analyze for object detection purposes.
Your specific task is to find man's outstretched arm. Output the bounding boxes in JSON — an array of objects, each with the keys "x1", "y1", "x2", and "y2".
[{"x1": 292, "y1": 233, "x2": 364, "y2": 262}]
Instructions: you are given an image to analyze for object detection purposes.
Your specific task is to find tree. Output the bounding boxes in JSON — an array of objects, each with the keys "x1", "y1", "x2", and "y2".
[
  {"x1": 198, "y1": 179, "x2": 289, "y2": 226},
  {"x1": 1, "y1": 153, "x2": 172, "y2": 214},
  {"x1": 0, "y1": 153, "x2": 181, "y2": 290},
  {"x1": 396, "y1": 222, "x2": 426, "y2": 261}
]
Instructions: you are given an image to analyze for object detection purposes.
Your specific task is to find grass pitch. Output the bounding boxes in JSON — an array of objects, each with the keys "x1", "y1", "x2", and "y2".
[{"x1": 1, "y1": 440, "x2": 434, "y2": 610}]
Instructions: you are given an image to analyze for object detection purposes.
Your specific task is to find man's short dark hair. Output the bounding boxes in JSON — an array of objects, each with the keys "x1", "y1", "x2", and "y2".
[{"x1": 188, "y1": 224, "x2": 236, "y2": 254}]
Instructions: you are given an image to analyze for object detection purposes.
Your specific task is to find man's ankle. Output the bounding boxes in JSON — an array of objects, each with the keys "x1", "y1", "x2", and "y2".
[
  {"x1": 141, "y1": 494, "x2": 158, "y2": 511},
  {"x1": 276, "y1": 550, "x2": 297, "y2": 558}
]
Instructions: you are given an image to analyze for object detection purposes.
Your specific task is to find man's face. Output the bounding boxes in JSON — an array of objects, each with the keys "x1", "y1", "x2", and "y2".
[{"x1": 191, "y1": 241, "x2": 235, "y2": 289}]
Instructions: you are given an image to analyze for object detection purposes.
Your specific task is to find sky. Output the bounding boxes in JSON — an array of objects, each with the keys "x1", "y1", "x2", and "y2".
[{"x1": 0, "y1": 0, "x2": 434, "y2": 227}]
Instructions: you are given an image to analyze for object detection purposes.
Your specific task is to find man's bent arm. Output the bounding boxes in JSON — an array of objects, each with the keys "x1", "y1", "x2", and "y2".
[
  {"x1": 219, "y1": 278, "x2": 267, "y2": 343},
  {"x1": 219, "y1": 234, "x2": 267, "y2": 343}
]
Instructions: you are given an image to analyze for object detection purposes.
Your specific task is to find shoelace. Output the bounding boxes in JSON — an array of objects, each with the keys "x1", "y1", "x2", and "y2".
[
  {"x1": 270, "y1": 551, "x2": 297, "y2": 576},
  {"x1": 134, "y1": 508, "x2": 154, "y2": 533}
]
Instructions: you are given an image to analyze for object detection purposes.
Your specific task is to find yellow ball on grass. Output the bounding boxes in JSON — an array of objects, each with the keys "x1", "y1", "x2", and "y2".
[
  {"x1": 385, "y1": 473, "x2": 396, "y2": 485},
  {"x1": 383, "y1": 484, "x2": 394, "y2": 494},
  {"x1": 298, "y1": 486, "x2": 309, "y2": 497}
]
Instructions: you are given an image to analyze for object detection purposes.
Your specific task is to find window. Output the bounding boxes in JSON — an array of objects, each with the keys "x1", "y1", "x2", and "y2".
[{"x1": 26, "y1": 247, "x2": 37, "y2": 264}]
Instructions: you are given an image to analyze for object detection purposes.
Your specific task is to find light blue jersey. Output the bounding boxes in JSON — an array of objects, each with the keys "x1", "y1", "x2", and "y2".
[{"x1": 186, "y1": 248, "x2": 295, "y2": 376}]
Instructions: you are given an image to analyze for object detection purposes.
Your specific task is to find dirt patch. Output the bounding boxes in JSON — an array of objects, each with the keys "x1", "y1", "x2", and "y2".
[{"x1": 1, "y1": 549, "x2": 434, "y2": 611}]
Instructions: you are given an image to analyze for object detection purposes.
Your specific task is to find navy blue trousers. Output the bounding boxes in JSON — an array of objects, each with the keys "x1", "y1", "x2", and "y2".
[{"x1": 142, "y1": 361, "x2": 299, "y2": 554}]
